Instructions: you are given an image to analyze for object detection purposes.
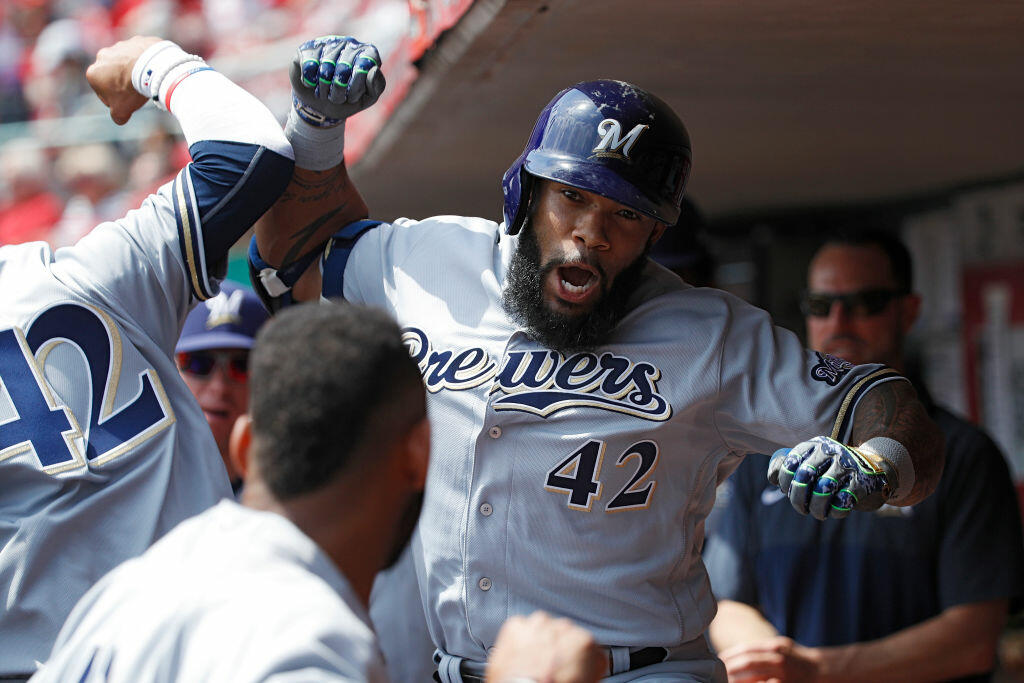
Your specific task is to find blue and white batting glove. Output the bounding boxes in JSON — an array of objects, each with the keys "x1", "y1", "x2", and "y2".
[
  {"x1": 767, "y1": 436, "x2": 896, "y2": 520},
  {"x1": 291, "y1": 35, "x2": 385, "y2": 126},
  {"x1": 285, "y1": 35, "x2": 386, "y2": 170}
]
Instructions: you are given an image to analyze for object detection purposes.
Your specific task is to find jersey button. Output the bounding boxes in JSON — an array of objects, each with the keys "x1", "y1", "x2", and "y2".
[
  {"x1": 479, "y1": 503, "x2": 493, "y2": 516},
  {"x1": 488, "y1": 426, "x2": 502, "y2": 439},
  {"x1": 478, "y1": 577, "x2": 492, "y2": 591}
]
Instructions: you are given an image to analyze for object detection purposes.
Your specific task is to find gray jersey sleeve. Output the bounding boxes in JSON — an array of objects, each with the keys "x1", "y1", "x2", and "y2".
[
  {"x1": 51, "y1": 178, "x2": 215, "y2": 354},
  {"x1": 712, "y1": 292, "x2": 902, "y2": 454}
]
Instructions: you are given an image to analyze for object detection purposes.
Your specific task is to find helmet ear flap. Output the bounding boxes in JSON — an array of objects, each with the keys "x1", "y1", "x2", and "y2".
[{"x1": 507, "y1": 170, "x2": 535, "y2": 236}]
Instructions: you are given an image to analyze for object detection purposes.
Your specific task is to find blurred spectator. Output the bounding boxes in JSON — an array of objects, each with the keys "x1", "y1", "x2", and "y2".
[
  {"x1": 125, "y1": 122, "x2": 186, "y2": 201},
  {"x1": 704, "y1": 229, "x2": 1024, "y2": 682},
  {"x1": 5, "y1": 0, "x2": 51, "y2": 44},
  {"x1": 112, "y1": 0, "x2": 211, "y2": 56},
  {"x1": 176, "y1": 281, "x2": 269, "y2": 495},
  {"x1": 23, "y1": 18, "x2": 96, "y2": 119},
  {"x1": 0, "y1": 138, "x2": 62, "y2": 244},
  {"x1": 0, "y1": 12, "x2": 32, "y2": 122},
  {"x1": 0, "y1": 0, "x2": 379, "y2": 252},
  {"x1": 50, "y1": 142, "x2": 129, "y2": 246}
]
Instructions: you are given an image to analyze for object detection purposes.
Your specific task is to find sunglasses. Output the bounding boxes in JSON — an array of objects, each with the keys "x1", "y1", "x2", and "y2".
[
  {"x1": 176, "y1": 350, "x2": 249, "y2": 383},
  {"x1": 800, "y1": 289, "x2": 906, "y2": 318}
]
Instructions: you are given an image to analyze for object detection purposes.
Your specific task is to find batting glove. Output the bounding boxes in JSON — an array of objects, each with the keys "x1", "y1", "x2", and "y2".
[
  {"x1": 767, "y1": 436, "x2": 895, "y2": 520},
  {"x1": 291, "y1": 35, "x2": 385, "y2": 127}
]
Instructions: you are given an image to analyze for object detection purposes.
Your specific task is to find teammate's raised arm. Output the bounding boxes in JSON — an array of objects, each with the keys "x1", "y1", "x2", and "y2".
[
  {"x1": 251, "y1": 36, "x2": 385, "y2": 307},
  {"x1": 80, "y1": 34, "x2": 295, "y2": 304},
  {"x1": 0, "y1": 36, "x2": 293, "y2": 678},
  {"x1": 86, "y1": 36, "x2": 156, "y2": 125}
]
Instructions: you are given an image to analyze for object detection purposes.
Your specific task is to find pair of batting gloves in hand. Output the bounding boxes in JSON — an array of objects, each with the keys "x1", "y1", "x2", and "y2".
[
  {"x1": 768, "y1": 436, "x2": 896, "y2": 520},
  {"x1": 290, "y1": 35, "x2": 386, "y2": 128}
]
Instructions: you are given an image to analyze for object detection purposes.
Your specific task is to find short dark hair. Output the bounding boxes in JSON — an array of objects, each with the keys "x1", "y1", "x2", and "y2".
[
  {"x1": 819, "y1": 228, "x2": 914, "y2": 293},
  {"x1": 248, "y1": 302, "x2": 425, "y2": 500}
]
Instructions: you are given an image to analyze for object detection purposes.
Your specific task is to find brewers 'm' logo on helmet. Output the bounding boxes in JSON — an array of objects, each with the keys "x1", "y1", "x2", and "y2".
[
  {"x1": 592, "y1": 119, "x2": 649, "y2": 160},
  {"x1": 501, "y1": 79, "x2": 692, "y2": 234}
]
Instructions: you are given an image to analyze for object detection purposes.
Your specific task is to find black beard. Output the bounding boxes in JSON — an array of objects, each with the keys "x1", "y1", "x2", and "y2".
[{"x1": 502, "y1": 224, "x2": 649, "y2": 354}]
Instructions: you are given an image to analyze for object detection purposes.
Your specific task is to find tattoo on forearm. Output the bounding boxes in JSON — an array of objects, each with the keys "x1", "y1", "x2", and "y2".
[
  {"x1": 850, "y1": 381, "x2": 903, "y2": 442},
  {"x1": 280, "y1": 203, "x2": 349, "y2": 267},
  {"x1": 280, "y1": 167, "x2": 348, "y2": 204},
  {"x1": 271, "y1": 165, "x2": 361, "y2": 266},
  {"x1": 851, "y1": 380, "x2": 945, "y2": 503}
]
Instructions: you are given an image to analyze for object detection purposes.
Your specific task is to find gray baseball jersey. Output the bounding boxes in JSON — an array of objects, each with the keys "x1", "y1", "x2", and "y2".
[
  {"x1": 33, "y1": 500, "x2": 387, "y2": 682},
  {"x1": 0, "y1": 69, "x2": 292, "y2": 674},
  {"x1": 370, "y1": 543, "x2": 438, "y2": 682},
  {"x1": 320, "y1": 215, "x2": 901, "y2": 677}
]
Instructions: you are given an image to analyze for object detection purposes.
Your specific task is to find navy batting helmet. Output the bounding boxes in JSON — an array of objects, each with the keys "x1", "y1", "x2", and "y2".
[{"x1": 501, "y1": 79, "x2": 691, "y2": 235}]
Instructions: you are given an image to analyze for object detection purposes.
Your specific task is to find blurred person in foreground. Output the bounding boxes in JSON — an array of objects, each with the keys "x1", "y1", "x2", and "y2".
[
  {"x1": 33, "y1": 302, "x2": 608, "y2": 683},
  {"x1": 705, "y1": 229, "x2": 1024, "y2": 682},
  {"x1": 176, "y1": 280, "x2": 268, "y2": 495}
]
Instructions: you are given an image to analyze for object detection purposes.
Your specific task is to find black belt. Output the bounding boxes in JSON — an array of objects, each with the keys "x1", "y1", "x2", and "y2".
[{"x1": 436, "y1": 646, "x2": 669, "y2": 682}]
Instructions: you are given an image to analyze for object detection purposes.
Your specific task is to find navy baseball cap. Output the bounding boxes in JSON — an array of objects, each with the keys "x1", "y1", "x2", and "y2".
[{"x1": 176, "y1": 281, "x2": 269, "y2": 353}]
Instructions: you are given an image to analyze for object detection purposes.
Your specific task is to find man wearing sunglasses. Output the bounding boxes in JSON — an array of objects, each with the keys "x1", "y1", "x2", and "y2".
[
  {"x1": 176, "y1": 281, "x2": 269, "y2": 494},
  {"x1": 706, "y1": 229, "x2": 1024, "y2": 682}
]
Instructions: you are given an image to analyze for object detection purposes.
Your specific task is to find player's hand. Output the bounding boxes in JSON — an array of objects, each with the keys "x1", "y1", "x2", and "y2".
[
  {"x1": 485, "y1": 611, "x2": 608, "y2": 683},
  {"x1": 86, "y1": 35, "x2": 162, "y2": 125},
  {"x1": 290, "y1": 36, "x2": 386, "y2": 128},
  {"x1": 717, "y1": 637, "x2": 822, "y2": 683},
  {"x1": 767, "y1": 436, "x2": 894, "y2": 520}
]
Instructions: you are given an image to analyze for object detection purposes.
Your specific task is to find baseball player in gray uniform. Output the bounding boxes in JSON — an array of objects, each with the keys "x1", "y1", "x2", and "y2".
[
  {"x1": 0, "y1": 36, "x2": 295, "y2": 678},
  {"x1": 250, "y1": 37, "x2": 945, "y2": 682},
  {"x1": 34, "y1": 302, "x2": 609, "y2": 682}
]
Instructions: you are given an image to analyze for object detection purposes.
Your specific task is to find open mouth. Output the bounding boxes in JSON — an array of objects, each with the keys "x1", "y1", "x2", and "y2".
[{"x1": 552, "y1": 263, "x2": 601, "y2": 305}]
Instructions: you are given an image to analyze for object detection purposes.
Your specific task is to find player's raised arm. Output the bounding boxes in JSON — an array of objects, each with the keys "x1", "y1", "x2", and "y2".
[
  {"x1": 86, "y1": 36, "x2": 157, "y2": 125},
  {"x1": 250, "y1": 36, "x2": 385, "y2": 308},
  {"x1": 77, "y1": 34, "x2": 294, "y2": 311},
  {"x1": 0, "y1": 37, "x2": 294, "y2": 677},
  {"x1": 768, "y1": 378, "x2": 944, "y2": 519}
]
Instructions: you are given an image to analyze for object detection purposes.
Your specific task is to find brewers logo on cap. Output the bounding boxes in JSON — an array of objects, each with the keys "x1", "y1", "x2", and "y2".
[{"x1": 176, "y1": 281, "x2": 269, "y2": 353}]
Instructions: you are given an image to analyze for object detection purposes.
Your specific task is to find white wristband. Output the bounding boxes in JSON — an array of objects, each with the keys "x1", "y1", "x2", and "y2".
[
  {"x1": 285, "y1": 107, "x2": 346, "y2": 171},
  {"x1": 131, "y1": 40, "x2": 206, "y2": 109},
  {"x1": 131, "y1": 40, "x2": 176, "y2": 95},
  {"x1": 860, "y1": 436, "x2": 915, "y2": 503}
]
